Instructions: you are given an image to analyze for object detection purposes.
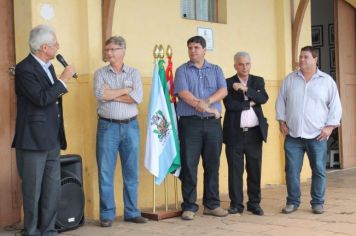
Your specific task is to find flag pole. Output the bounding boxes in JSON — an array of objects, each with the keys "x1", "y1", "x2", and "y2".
[
  {"x1": 153, "y1": 176, "x2": 156, "y2": 213},
  {"x1": 152, "y1": 45, "x2": 160, "y2": 214},
  {"x1": 174, "y1": 177, "x2": 178, "y2": 210},
  {"x1": 166, "y1": 45, "x2": 180, "y2": 211},
  {"x1": 164, "y1": 179, "x2": 168, "y2": 211},
  {"x1": 159, "y1": 44, "x2": 170, "y2": 213}
]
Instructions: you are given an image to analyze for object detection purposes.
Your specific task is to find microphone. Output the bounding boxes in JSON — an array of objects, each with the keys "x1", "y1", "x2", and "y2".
[{"x1": 56, "y1": 54, "x2": 78, "y2": 79}]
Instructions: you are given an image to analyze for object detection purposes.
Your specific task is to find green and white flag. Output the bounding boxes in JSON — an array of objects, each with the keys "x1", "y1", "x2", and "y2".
[{"x1": 144, "y1": 60, "x2": 180, "y2": 185}]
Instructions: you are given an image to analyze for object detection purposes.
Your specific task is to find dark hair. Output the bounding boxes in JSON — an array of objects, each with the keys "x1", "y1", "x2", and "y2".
[
  {"x1": 187, "y1": 36, "x2": 206, "y2": 48},
  {"x1": 301, "y1": 46, "x2": 318, "y2": 58}
]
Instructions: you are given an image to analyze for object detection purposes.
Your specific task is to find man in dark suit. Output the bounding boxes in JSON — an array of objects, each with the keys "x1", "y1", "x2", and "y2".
[
  {"x1": 223, "y1": 51, "x2": 268, "y2": 216},
  {"x1": 12, "y1": 24, "x2": 76, "y2": 236}
]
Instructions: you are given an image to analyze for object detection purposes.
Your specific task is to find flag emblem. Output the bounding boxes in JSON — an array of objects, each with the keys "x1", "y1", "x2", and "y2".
[{"x1": 151, "y1": 110, "x2": 171, "y2": 143}]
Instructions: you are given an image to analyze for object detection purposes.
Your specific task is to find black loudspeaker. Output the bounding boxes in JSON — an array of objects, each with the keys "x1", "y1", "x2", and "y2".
[{"x1": 56, "y1": 154, "x2": 85, "y2": 232}]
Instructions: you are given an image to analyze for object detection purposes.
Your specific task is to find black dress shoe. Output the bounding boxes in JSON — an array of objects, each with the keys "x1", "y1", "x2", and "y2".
[
  {"x1": 125, "y1": 216, "x2": 148, "y2": 223},
  {"x1": 100, "y1": 219, "x2": 113, "y2": 227},
  {"x1": 247, "y1": 206, "x2": 264, "y2": 216},
  {"x1": 228, "y1": 207, "x2": 243, "y2": 214}
]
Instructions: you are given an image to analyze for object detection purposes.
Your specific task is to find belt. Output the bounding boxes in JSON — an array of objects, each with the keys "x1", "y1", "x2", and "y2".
[
  {"x1": 99, "y1": 115, "x2": 137, "y2": 124},
  {"x1": 240, "y1": 126, "x2": 259, "y2": 132},
  {"x1": 181, "y1": 115, "x2": 216, "y2": 120}
]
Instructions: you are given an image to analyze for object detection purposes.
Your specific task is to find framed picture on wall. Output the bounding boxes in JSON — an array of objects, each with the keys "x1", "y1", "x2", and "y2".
[
  {"x1": 316, "y1": 47, "x2": 321, "y2": 69},
  {"x1": 330, "y1": 47, "x2": 335, "y2": 69},
  {"x1": 328, "y1": 24, "x2": 335, "y2": 45},
  {"x1": 197, "y1": 27, "x2": 214, "y2": 51},
  {"x1": 312, "y1": 25, "x2": 323, "y2": 47},
  {"x1": 330, "y1": 70, "x2": 336, "y2": 80}
]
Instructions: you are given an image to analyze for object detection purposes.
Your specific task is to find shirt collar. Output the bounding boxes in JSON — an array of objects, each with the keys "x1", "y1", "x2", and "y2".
[
  {"x1": 296, "y1": 68, "x2": 324, "y2": 80},
  {"x1": 237, "y1": 75, "x2": 249, "y2": 85},
  {"x1": 187, "y1": 60, "x2": 212, "y2": 69},
  {"x1": 108, "y1": 64, "x2": 127, "y2": 74},
  {"x1": 31, "y1": 53, "x2": 52, "y2": 69}
]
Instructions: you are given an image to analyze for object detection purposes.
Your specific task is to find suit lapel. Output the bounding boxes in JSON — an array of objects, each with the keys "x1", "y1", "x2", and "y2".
[
  {"x1": 232, "y1": 75, "x2": 244, "y2": 100},
  {"x1": 28, "y1": 54, "x2": 54, "y2": 86},
  {"x1": 247, "y1": 75, "x2": 253, "y2": 88},
  {"x1": 233, "y1": 74, "x2": 240, "y2": 84}
]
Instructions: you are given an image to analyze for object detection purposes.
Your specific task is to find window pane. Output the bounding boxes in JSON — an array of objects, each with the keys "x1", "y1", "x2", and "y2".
[
  {"x1": 181, "y1": 0, "x2": 218, "y2": 23},
  {"x1": 181, "y1": 0, "x2": 195, "y2": 19},
  {"x1": 208, "y1": 0, "x2": 216, "y2": 22},
  {"x1": 196, "y1": 0, "x2": 209, "y2": 21}
]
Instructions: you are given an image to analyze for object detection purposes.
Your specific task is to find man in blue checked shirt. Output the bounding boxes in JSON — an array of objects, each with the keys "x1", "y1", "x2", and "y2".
[{"x1": 174, "y1": 36, "x2": 228, "y2": 220}]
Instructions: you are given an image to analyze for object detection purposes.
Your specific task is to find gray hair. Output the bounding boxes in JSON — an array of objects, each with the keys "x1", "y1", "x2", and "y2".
[
  {"x1": 29, "y1": 25, "x2": 56, "y2": 54},
  {"x1": 234, "y1": 51, "x2": 251, "y2": 62},
  {"x1": 105, "y1": 36, "x2": 126, "y2": 48}
]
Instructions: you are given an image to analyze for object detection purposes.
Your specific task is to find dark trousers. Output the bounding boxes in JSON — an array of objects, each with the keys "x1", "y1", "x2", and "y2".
[
  {"x1": 16, "y1": 148, "x2": 61, "y2": 236},
  {"x1": 225, "y1": 127, "x2": 263, "y2": 211},
  {"x1": 178, "y1": 117, "x2": 223, "y2": 212}
]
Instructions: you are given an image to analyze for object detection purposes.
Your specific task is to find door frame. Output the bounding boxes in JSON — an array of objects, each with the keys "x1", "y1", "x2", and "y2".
[{"x1": 0, "y1": 0, "x2": 21, "y2": 228}]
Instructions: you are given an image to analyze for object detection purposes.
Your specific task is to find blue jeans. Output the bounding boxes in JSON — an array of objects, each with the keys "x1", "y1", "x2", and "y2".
[
  {"x1": 284, "y1": 135, "x2": 327, "y2": 207},
  {"x1": 96, "y1": 118, "x2": 141, "y2": 221}
]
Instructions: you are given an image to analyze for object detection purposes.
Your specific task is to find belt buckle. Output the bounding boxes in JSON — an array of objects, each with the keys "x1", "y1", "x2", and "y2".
[{"x1": 242, "y1": 127, "x2": 249, "y2": 132}]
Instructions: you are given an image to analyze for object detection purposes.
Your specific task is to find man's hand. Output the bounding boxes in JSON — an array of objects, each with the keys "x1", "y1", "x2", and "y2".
[
  {"x1": 210, "y1": 108, "x2": 221, "y2": 119},
  {"x1": 124, "y1": 87, "x2": 132, "y2": 94},
  {"x1": 279, "y1": 121, "x2": 289, "y2": 136},
  {"x1": 59, "y1": 65, "x2": 76, "y2": 83},
  {"x1": 317, "y1": 126, "x2": 334, "y2": 141},
  {"x1": 102, "y1": 83, "x2": 110, "y2": 90},
  {"x1": 250, "y1": 101, "x2": 256, "y2": 106},
  {"x1": 195, "y1": 100, "x2": 209, "y2": 113},
  {"x1": 232, "y1": 83, "x2": 248, "y2": 92},
  {"x1": 101, "y1": 84, "x2": 132, "y2": 102}
]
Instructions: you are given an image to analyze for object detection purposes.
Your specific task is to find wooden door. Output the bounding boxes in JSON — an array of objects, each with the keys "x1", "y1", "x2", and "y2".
[
  {"x1": 0, "y1": 0, "x2": 21, "y2": 227},
  {"x1": 335, "y1": 0, "x2": 356, "y2": 168}
]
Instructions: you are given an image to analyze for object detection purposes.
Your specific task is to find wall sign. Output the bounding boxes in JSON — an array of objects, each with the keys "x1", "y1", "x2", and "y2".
[{"x1": 197, "y1": 27, "x2": 213, "y2": 51}]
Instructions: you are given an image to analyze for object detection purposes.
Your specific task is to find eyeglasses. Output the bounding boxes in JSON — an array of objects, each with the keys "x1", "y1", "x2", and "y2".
[
  {"x1": 104, "y1": 47, "x2": 124, "y2": 53},
  {"x1": 47, "y1": 41, "x2": 59, "y2": 49}
]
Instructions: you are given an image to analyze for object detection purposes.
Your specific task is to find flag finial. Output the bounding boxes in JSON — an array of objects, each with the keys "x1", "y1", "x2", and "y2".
[
  {"x1": 158, "y1": 44, "x2": 165, "y2": 59},
  {"x1": 153, "y1": 45, "x2": 160, "y2": 60},
  {"x1": 166, "y1": 45, "x2": 172, "y2": 59}
]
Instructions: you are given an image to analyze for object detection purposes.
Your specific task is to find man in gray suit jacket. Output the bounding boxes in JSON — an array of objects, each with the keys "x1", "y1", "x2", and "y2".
[{"x1": 12, "y1": 24, "x2": 76, "y2": 236}]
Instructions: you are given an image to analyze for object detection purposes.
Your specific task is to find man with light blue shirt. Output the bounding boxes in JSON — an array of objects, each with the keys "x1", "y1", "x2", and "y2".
[
  {"x1": 276, "y1": 46, "x2": 342, "y2": 214},
  {"x1": 174, "y1": 36, "x2": 228, "y2": 220}
]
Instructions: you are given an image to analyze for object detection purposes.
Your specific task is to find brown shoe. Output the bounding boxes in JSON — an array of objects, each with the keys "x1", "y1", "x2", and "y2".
[
  {"x1": 203, "y1": 207, "x2": 228, "y2": 217},
  {"x1": 125, "y1": 216, "x2": 148, "y2": 223},
  {"x1": 181, "y1": 210, "x2": 195, "y2": 220},
  {"x1": 100, "y1": 219, "x2": 112, "y2": 227}
]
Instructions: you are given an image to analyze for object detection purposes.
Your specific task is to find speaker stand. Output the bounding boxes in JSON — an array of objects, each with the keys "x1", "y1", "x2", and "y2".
[{"x1": 141, "y1": 209, "x2": 182, "y2": 221}]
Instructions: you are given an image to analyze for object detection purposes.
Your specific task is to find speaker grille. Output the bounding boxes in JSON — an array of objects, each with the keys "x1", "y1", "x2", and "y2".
[
  {"x1": 62, "y1": 176, "x2": 82, "y2": 187},
  {"x1": 56, "y1": 177, "x2": 85, "y2": 231}
]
